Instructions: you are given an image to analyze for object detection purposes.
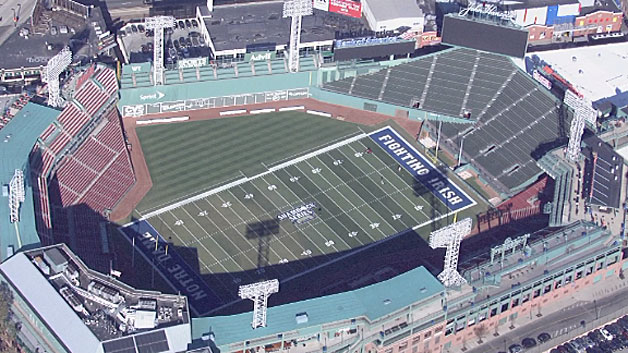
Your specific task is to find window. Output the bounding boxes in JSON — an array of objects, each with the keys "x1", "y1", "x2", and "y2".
[
  {"x1": 413, "y1": 336, "x2": 421, "y2": 345},
  {"x1": 512, "y1": 298, "x2": 520, "y2": 308},
  {"x1": 501, "y1": 303, "x2": 509, "y2": 313},
  {"x1": 544, "y1": 285, "x2": 552, "y2": 294},
  {"x1": 490, "y1": 308, "x2": 498, "y2": 317},
  {"x1": 608, "y1": 255, "x2": 618, "y2": 265},
  {"x1": 399, "y1": 342, "x2": 408, "y2": 350},
  {"x1": 424, "y1": 331, "x2": 432, "y2": 340},
  {"x1": 576, "y1": 271, "x2": 583, "y2": 279},
  {"x1": 533, "y1": 289, "x2": 541, "y2": 298},
  {"x1": 521, "y1": 293, "x2": 530, "y2": 303}
]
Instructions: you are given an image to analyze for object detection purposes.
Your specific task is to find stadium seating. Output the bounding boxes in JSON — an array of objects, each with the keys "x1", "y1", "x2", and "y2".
[{"x1": 29, "y1": 65, "x2": 133, "y2": 272}]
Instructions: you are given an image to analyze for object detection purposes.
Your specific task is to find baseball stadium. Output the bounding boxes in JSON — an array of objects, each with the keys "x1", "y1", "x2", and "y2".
[{"x1": 3, "y1": 7, "x2": 627, "y2": 352}]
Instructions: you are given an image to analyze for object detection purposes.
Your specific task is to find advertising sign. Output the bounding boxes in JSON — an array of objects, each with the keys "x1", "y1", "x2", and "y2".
[
  {"x1": 244, "y1": 51, "x2": 276, "y2": 62},
  {"x1": 329, "y1": 0, "x2": 361, "y2": 18},
  {"x1": 532, "y1": 70, "x2": 552, "y2": 90},
  {"x1": 177, "y1": 57, "x2": 207, "y2": 69}
]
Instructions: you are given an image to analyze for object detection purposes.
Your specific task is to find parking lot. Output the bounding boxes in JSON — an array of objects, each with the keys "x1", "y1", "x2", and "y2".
[
  {"x1": 545, "y1": 317, "x2": 628, "y2": 353},
  {"x1": 119, "y1": 18, "x2": 211, "y2": 67}
]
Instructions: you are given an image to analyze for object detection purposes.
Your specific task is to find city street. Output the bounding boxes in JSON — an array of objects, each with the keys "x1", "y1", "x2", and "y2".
[{"x1": 465, "y1": 278, "x2": 628, "y2": 353}]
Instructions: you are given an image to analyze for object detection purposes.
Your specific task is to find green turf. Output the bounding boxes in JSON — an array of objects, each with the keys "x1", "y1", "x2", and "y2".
[
  {"x1": 142, "y1": 131, "x2": 480, "y2": 302},
  {"x1": 135, "y1": 112, "x2": 370, "y2": 214}
]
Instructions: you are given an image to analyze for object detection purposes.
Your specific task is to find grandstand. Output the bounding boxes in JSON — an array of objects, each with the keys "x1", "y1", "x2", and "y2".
[
  {"x1": 28, "y1": 64, "x2": 136, "y2": 271},
  {"x1": 322, "y1": 47, "x2": 572, "y2": 196}
]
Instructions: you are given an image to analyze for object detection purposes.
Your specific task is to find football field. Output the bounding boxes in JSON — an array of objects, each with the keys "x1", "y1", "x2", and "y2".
[{"x1": 123, "y1": 126, "x2": 477, "y2": 312}]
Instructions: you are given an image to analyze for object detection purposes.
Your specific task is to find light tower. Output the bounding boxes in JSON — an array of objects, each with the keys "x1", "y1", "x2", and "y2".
[
  {"x1": 564, "y1": 90, "x2": 596, "y2": 162},
  {"x1": 8, "y1": 169, "x2": 25, "y2": 223},
  {"x1": 40, "y1": 47, "x2": 72, "y2": 107},
  {"x1": 238, "y1": 279, "x2": 279, "y2": 329},
  {"x1": 283, "y1": 0, "x2": 312, "y2": 73},
  {"x1": 429, "y1": 218, "x2": 472, "y2": 287},
  {"x1": 145, "y1": 16, "x2": 175, "y2": 86}
]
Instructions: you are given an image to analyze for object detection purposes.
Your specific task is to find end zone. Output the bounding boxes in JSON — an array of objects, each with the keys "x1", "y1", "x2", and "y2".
[{"x1": 370, "y1": 126, "x2": 476, "y2": 212}]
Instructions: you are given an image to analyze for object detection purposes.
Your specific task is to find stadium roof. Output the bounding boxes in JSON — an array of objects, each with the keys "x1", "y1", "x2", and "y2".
[
  {"x1": 0, "y1": 251, "x2": 101, "y2": 353},
  {"x1": 191, "y1": 266, "x2": 443, "y2": 346},
  {"x1": 0, "y1": 102, "x2": 60, "y2": 260},
  {"x1": 502, "y1": 0, "x2": 579, "y2": 10},
  {"x1": 202, "y1": 2, "x2": 368, "y2": 52},
  {"x1": 322, "y1": 47, "x2": 567, "y2": 194},
  {"x1": 528, "y1": 42, "x2": 628, "y2": 107},
  {"x1": 582, "y1": 134, "x2": 623, "y2": 209}
]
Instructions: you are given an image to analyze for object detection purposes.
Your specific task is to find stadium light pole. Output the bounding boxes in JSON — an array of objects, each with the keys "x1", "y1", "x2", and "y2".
[
  {"x1": 239, "y1": 279, "x2": 279, "y2": 329},
  {"x1": 40, "y1": 47, "x2": 72, "y2": 107},
  {"x1": 145, "y1": 16, "x2": 175, "y2": 86},
  {"x1": 429, "y1": 218, "x2": 472, "y2": 287},
  {"x1": 435, "y1": 121, "x2": 442, "y2": 162},
  {"x1": 564, "y1": 90, "x2": 595, "y2": 163},
  {"x1": 457, "y1": 136, "x2": 465, "y2": 168},
  {"x1": 283, "y1": 0, "x2": 313, "y2": 73}
]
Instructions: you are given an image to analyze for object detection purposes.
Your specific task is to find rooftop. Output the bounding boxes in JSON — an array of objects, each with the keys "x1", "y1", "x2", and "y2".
[
  {"x1": 363, "y1": 0, "x2": 424, "y2": 21},
  {"x1": 203, "y1": 2, "x2": 368, "y2": 52},
  {"x1": 501, "y1": 0, "x2": 580, "y2": 10},
  {"x1": 528, "y1": 42, "x2": 628, "y2": 106},
  {"x1": 0, "y1": 244, "x2": 191, "y2": 352},
  {"x1": 192, "y1": 266, "x2": 444, "y2": 346},
  {"x1": 0, "y1": 1, "x2": 114, "y2": 70},
  {"x1": 582, "y1": 133, "x2": 624, "y2": 209},
  {"x1": 0, "y1": 102, "x2": 60, "y2": 260},
  {"x1": 459, "y1": 221, "x2": 617, "y2": 313}
]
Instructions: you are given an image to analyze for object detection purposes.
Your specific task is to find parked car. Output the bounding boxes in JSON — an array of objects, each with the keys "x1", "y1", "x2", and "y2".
[
  {"x1": 538, "y1": 332, "x2": 552, "y2": 343},
  {"x1": 600, "y1": 328, "x2": 614, "y2": 341},
  {"x1": 509, "y1": 344, "x2": 523, "y2": 353},
  {"x1": 522, "y1": 337, "x2": 537, "y2": 348}
]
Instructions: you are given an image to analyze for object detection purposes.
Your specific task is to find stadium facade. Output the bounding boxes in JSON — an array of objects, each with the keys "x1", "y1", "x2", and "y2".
[{"x1": 191, "y1": 221, "x2": 625, "y2": 353}]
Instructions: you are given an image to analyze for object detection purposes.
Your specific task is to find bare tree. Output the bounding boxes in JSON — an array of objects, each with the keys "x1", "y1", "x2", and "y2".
[{"x1": 474, "y1": 324, "x2": 488, "y2": 344}]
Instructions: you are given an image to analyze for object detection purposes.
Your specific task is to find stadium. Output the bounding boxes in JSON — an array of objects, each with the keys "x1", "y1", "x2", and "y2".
[{"x1": 1, "y1": 2, "x2": 627, "y2": 352}]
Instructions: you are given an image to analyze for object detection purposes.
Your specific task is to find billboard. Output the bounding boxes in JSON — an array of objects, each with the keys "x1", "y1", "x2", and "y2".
[
  {"x1": 329, "y1": 0, "x2": 361, "y2": 18},
  {"x1": 313, "y1": 0, "x2": 329, "y2": 11},
  {"x1": 334, "y1": 38, "x2": 415, "y2": 61},
  {"x1": 441, "y1": 15, "x2": 529, "y2": 58}
]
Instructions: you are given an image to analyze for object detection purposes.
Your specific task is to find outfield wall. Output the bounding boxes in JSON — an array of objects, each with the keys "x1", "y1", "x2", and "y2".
[{"x1": 118, "y1": 58, "x2": 471, "y2": 124}]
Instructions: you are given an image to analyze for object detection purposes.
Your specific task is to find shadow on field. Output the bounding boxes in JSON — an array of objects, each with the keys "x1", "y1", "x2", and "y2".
[
  {"x1": 245, "y1": 219, "x2": 280, "y2": 271},
  {"x1": 411, "y1": 163, "x2": 453, "y2": 232}
]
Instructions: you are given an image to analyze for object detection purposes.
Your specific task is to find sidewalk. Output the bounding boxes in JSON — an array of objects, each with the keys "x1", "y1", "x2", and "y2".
[{"x1": 462, "y1": 275, "x2": 628, "y2": 353}]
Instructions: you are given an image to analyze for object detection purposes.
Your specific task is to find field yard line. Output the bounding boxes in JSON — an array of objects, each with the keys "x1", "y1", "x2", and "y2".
[
  {"x1": 343, "y1": 144, "x2": 432, "y2": 221},
  {"x1": 302, "y1": 158, "x2": 381, "y2": 243},
  {"x1": 328, "y1": 150, "x2": 412, "y2": 233},
  {"x1": 262, "y1": 173, "x2": 352, "y2": 252},
  {"x1": 138, "y1": 132, "x2": 368, "y2": 221}
]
